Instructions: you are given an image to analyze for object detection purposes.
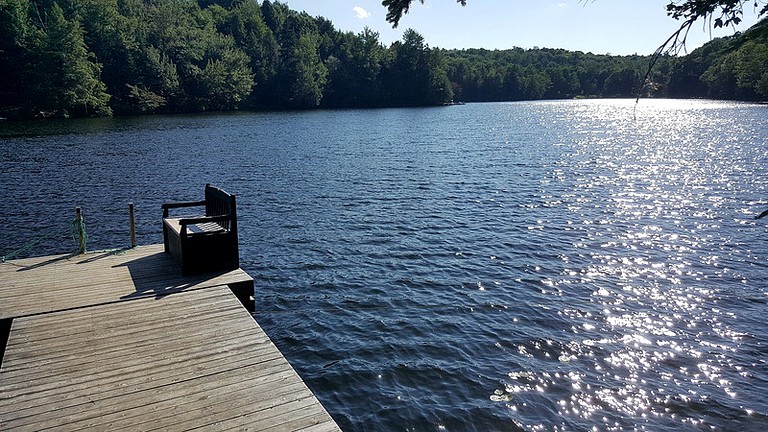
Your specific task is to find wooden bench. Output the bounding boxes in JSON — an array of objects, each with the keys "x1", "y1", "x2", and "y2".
[{"x1": 162, "y1": 184, "x2": 240, "y2": 276}]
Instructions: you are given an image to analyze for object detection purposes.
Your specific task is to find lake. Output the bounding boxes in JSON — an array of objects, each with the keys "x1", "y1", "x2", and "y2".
[{"x1": 1, "y1": 99, "x2": 767, "y2": 431}]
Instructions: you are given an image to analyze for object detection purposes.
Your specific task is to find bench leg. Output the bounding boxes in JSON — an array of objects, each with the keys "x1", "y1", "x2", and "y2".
[{"x1": 163, "y1": 223, "x2": 170, "y2": 253}]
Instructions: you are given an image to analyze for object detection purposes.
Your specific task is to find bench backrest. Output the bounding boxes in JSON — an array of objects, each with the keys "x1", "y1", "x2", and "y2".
[{"x1": 204, "y1": 184, "x2": 237, "y2": 232}]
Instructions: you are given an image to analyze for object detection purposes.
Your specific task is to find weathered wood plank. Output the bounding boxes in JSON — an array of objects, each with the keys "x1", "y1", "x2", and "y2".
[
  {"x1": 81, "y1": 374, "x2": 310, "y2": 431},
  {"x1": 0, "y1": 245, "x2": 340, "y2": 432},
  {"x1": 215, "y1": 396, "x2": 330, "y2": 431},
  {"x1": 1, "y1": 345, "x2": 285, "y2": 418},
  {"x1": 11, "y1": 362, "x2": 303, "y2": 430}
]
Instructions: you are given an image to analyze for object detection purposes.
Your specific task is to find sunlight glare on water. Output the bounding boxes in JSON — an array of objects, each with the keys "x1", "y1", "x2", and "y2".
[{"x1": 500, "y1": 99, "x2": 768, "y2": 431}]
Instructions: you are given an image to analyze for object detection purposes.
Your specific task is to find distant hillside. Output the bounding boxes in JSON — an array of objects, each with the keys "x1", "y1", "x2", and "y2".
[
  {"x1": 443, "y1": 18, "x2": 768, "y2": 103},
  {"x1": 443, "y1": 48, "x2": 672, "y2": 102},
  {"x1": 668, "y1": 18, "x2": 768, "y2": 100}
]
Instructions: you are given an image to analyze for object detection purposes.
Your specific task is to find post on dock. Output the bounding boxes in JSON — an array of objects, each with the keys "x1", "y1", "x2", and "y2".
[
  {"x1": 0, "y1": 318, "x2": 11, "y2": 369},
  {"x1": 129, "y1": 203, "x2": 137, "y2": 248},
  {"x1": 74, "y1": 207, "x2": 86, "y2": 254}
]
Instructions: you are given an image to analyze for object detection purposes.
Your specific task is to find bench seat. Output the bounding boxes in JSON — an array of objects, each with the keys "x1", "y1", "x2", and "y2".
[
  {"x1": 164, "y1": 219, "x2": 226, "y2": 235},
  {"x1": 162, "y1": 184, "x2": 239, "y2": 276}
]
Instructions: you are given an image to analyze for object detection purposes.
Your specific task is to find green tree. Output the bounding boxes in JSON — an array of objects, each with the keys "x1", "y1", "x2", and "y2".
[
  {"x1": 525, "y1": 71, "x2": 550, "y2": 99},
  {"x1": 141, "y1": 46, "x2": 180, "y2": 106},
  {"x1": 0, "y1": 0, "x2": 30, "y2": 114},
  {"x1": 69, "y1": 0, "x2": 151, "y2": 110},
  {"x1": 667, "y1": 37, "x2": 730, "y2": 97},
  {"x1": 603, "y1": 67, "x2": 641, "y2": 97},
  {"x1": 356, "y1": 27, "x2": 386, "y2": 105},
  {"x1": 216, "y1": 0, "x2": 278, "y2": 107},
  {"x1": 140, "y1": 0, "x2": 253, "y2": 111},
  {"x1": 282, "y1": 31, "x2": 327, "y2": 108},
  {"x1": 383, "y1": 29, "x2": 452, "y2": 106},
  {"x1": 260, "y1": 0, "x2": 285, "y2": 38},
  {"x1": 427, "y1": 48, "x2": 453, "y2": 104},
  {"x1": 25, "y1": 2, "x2": 111, "y2": 116},
  {"x1": 266, "y1": 11, "x2": 327, "y2": 108},
  {"x1": 732, "y1": 41, "x2": 768, "y2": 98},
  {"x1": 188, "y1": 38, "x2": 253, "y2": 110},
  {"x1": 701, "y1": 53, "x2": 737, "y2": 98},
  {"x1": 544, "y1": 65, "x2": 580, "y2": 99},
  {"x1": 321, "y1": 28, "x2": 384, "y2": 107}
]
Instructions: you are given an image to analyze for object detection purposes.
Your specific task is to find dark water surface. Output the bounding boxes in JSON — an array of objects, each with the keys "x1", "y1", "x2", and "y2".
[{"x1": 2, "y1": 100, "x2": 768, "y2": 431}]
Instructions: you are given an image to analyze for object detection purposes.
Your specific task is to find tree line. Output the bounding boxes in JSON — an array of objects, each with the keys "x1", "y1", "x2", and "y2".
[
  {"x1": 0, "y1": 0, "x2": 452, "y2": 118},
  {"x1": 0, "y1": 0, "x2": 766, "y2": 119},
  {"x1": 445, "y1": 49, "x2": 673, "y2": 102},
  {"x1": 445, "y1": 15, "x2": 768, "y2": 103}
]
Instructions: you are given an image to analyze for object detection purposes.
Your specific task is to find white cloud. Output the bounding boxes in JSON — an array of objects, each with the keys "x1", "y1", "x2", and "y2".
[{"x1": 353, "y1": 6, "x2": 371, "y2": 19}]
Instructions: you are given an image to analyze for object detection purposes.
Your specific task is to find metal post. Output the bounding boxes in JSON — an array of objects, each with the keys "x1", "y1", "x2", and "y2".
[{"x1": 129, "y1": 203, "x2": 137, "y2": 248}]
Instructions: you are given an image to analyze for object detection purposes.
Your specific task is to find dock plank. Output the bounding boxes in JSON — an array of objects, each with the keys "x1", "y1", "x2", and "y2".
[
  {"x1": 0, "y1": 244, "x2": 252, "y2": 319},
  {"x1": 0, "y1": 245, "x2": 341, "y2": 431}
]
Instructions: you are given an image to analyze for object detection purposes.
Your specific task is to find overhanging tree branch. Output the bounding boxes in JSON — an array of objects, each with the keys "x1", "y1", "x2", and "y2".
[
  {"x1": 382, "y1": 1, "x2": 767, "y2": 35},
  {"x1": 383, "y1": 0, "x2": 466, "y2": 27},
  {"x1": 638, "y1": 0, "x2": 768, "y2": 101}
]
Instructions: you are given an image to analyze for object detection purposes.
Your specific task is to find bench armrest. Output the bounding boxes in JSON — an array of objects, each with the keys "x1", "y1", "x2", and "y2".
[{"x1": 162, "y1": 200, "x2": 207, "y2": 218}]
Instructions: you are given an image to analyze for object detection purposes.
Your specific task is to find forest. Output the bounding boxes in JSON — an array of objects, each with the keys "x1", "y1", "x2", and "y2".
[{"x1": 0, "y1": 0, "x2": 767, "y2": 119}]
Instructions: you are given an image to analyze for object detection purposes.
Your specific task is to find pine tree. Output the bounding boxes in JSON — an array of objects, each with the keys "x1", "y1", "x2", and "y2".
[{"x1": 25, "y1": 2, "x2": 111, "y2": 117}]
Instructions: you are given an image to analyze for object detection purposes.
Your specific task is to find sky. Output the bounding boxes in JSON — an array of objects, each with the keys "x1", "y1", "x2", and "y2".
[{"x1": 279, "y1": 0, "x2": 763, "y2": 56}]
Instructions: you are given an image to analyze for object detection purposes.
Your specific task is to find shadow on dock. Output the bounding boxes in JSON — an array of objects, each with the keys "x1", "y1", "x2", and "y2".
[{"x1": 12, "y1": 252, "x2": 78, "y2": 271}]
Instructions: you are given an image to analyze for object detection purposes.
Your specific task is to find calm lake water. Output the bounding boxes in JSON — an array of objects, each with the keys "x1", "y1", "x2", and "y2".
[{"x1": 1, "y1": 100, "x2": 768, "y2": 431}]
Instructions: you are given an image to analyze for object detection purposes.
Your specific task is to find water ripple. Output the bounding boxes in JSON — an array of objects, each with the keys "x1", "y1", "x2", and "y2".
[{"x1": 2, "y1": 100, "x2": 768, "y2": 431}]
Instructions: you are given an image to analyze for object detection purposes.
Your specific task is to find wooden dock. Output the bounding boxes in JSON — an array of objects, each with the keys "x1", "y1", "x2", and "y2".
[{"x1": 0, "y1": 244, "x2": 341, "y2": 431}]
